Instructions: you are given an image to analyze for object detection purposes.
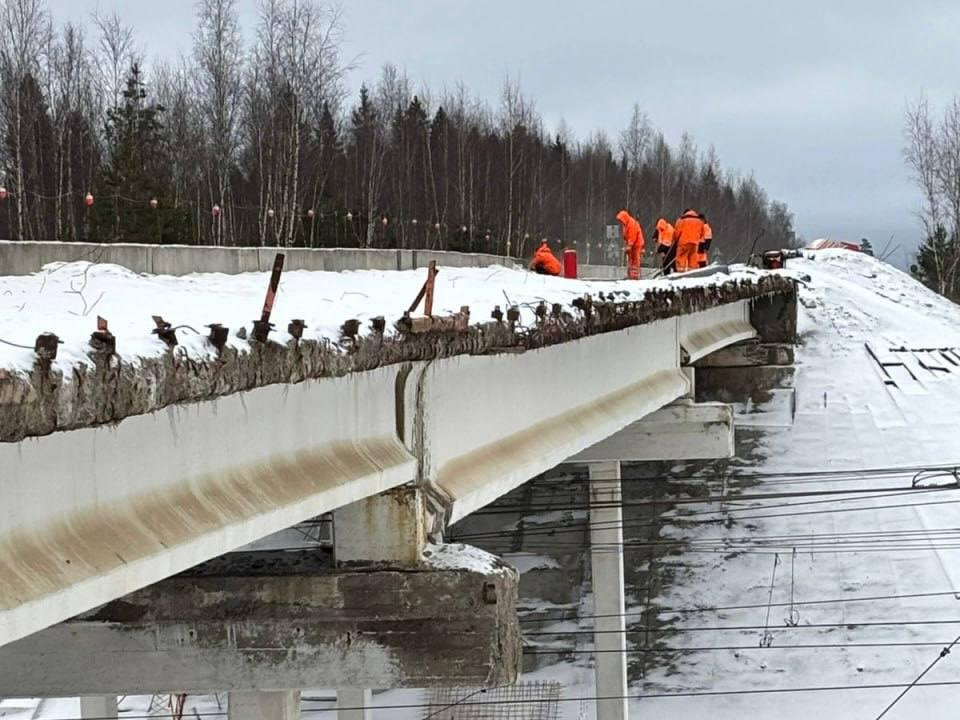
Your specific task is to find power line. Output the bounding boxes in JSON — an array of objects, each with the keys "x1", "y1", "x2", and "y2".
[
  {"x1": 35, "y1": 680, "x2": 960, "y2": 719},
  {"x1": 519, "y1": 589, "x2": 960, "y2": 624},
  {"x1": 450, "y1": 486, "x2": 960, "y2": 542},
  {"x1": 523, "y1": 618, "x2": 960, "y2": 636},
  {"x1": 523, "y1": 640, "x2": 960, "y2": 654},
  {"x1": 874, "y1": 634, "x2": 960, "y2": 718}
]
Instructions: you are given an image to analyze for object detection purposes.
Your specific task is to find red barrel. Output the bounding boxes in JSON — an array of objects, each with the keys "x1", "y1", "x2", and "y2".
[{"x1": 563, "y1": 249, "x2": 578, "y2": 279}]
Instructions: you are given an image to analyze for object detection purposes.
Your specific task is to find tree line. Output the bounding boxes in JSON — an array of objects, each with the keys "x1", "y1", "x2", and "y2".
[
  {"x1": 0, "y1": 0, "x2": 796, "y2": 262},
  {"x1": 905, "y1": 96, "x2": 960, "y2": 300}
]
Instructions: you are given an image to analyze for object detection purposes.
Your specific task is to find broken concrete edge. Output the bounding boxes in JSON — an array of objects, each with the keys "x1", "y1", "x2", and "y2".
[{"x1": 0, "y1": 275, "x2": 796, "y2": 442}]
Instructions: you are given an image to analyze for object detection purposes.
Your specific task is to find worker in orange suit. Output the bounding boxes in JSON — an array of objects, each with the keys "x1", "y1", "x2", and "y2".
[
  {"x1": 654, "y1": 217, "x2": 675, "y2": 275},
  {"x1": 698, "y1": 216, "x2": 713, "y2": 268},
  {"x1": 615, "y1": 210, "x2": 644, "y2": 279},
  {"x1": 529, "y1": 239, "x2": 562, "y2": 276},
  {"x1": 672, "y1": 208, "x2": 705, "y2": 273}
]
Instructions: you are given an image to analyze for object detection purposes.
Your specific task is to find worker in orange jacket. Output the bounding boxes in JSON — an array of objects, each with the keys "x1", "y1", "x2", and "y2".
[
  {"x1": 615, "y1": 210, "x2": 644, "y2": 279},
  {"x1": 654, "y1": 217, "x2": 675, "y2": 275},
  {"x1": 530, "y1": 239, "x2": 562, "y2": 276},
  {"x1": 697, "y1": 216, "x2": 713, "y2": 268},
  {"x1": 672, "y1": 208, "x2": 705, "y2": 273}
]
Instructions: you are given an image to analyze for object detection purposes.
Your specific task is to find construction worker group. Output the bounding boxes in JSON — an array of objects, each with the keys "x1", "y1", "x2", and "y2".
[
  {"x1": 530, "y1": 209, "x2": 713, "y2": 279},
  {"x1": 622, "y1": 208, "x2": 713, "y2": 278}
]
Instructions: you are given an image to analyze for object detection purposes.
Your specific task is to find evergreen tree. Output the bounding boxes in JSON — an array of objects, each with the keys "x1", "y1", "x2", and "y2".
[
  {"x1": 91, "y1": 64, "x2": 188, "y2": 243},
  {"x1": 860, "y1": 237, "x2": 874, "y2": 256},
  {"x1": 911, "y1": 225, "x2": 960, "y2": 301}
]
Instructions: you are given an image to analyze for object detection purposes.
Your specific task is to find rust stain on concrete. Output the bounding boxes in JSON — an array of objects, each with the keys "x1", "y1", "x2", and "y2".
[{"x1": 0, "y1": 436, "x2": 412, "y2": 612}]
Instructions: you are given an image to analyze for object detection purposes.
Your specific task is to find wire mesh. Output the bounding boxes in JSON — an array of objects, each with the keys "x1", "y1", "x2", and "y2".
[{"x1": 421, "y1": 683, "x2": 561, "y2": 720}]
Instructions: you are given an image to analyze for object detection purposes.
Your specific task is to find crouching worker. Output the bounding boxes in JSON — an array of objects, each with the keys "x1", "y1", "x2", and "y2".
[{"x1": 530, "y1": 239, "x2": 562, "y2": 276}]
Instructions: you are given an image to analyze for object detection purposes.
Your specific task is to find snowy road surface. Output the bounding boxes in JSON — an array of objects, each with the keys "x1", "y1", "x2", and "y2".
[{"x1": 0, "y1": 260, "x2": 753, "y2": 378}]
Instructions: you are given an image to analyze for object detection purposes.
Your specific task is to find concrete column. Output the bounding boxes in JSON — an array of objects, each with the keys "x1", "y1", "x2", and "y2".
[
  {"x1": 80, "y1": 696, "x2": 117, "y2": 720},
  {"x1": 228, "y1": 692, "x2": 300, "y2": 720},
  {"x1": 336, "y1": 689, "x2": 373, "y2": 720},
  {"x1": 589, "y1": 461, "x2": 629, "y2": 720},
  {"x1": 334, "y1": 484, "x2": 426, "y2": 565}
]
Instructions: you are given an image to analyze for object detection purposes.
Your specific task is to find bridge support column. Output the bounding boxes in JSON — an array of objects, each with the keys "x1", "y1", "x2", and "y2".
[
  {"x1": 333, "y1": 484, "x2": 426, "y2": 565},
  {"x1": 80, "y1": 696, "x2": 117, "y2": 720},
  {"x1": 336, "y1": 689, "x2": 373, "y2": 720},
  {"x1": 589, "y1": 461, "x2": 629, "y2": 720},
  {"x1": 228, "y1": 692, "x2": 300, "y2": 720}
]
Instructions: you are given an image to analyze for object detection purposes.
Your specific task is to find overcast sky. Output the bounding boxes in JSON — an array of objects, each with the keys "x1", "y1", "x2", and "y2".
[{"x1": 50, "y1": 0, "x2": 960, "y2": 265}]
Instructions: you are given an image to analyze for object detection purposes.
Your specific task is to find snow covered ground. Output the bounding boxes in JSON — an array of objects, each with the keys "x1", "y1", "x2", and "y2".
[{"x1": 0, "y1": 260, "x2": 752, "y2": 378}]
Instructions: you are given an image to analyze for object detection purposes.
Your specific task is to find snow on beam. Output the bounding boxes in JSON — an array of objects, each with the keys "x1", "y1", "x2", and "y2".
[{"x1": 567, "y1": 400, "x2": 735, "y2": 463}]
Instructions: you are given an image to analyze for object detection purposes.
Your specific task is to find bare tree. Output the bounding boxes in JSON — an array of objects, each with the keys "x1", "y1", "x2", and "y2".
[
  {"x1": 248, "y1": 0, "x2": 347, "y2": 247},
  {"x1": 0, "y1": 0, "x2": 52, "y2": 240},
  {"x1": 91, "y1": 12, "x2": 137, "y2": 113},
  {"x1": 904, "y1": 96, "x2": 942, "y2": 235},
  {"x1": 618, "y1": 102, "x2": 651, "y2": 211},
  {"x1": 499, "y1": 75, "x2": 534, "y2": 256},
  {"x1": 193, "y1": 0, "x2": 244, "y2": 245}
]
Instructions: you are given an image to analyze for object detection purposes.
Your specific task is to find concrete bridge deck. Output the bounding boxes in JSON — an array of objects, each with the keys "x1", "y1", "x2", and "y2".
[{"x1": 0, "y1": 250, "x2": 796, "y2": 651}]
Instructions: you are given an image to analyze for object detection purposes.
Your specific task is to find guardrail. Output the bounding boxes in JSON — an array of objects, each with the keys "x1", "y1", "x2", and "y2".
[{"x1": 0, "y1": 240, "x2": 624, "y2": 279}]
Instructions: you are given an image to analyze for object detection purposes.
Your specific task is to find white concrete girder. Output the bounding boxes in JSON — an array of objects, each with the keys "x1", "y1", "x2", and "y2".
[
  {"x1": 0, "y1": 365, "x2": 415, "y2": 650},
  {"x1": 423, "y1": 318, "x2": 688, "y2": 524},
  {"x1": 569, "y1": 401, "x2": 735, "y2": 463},
  {"x1": 679, "y1": 300, "x2": 756, "y2": 363}
]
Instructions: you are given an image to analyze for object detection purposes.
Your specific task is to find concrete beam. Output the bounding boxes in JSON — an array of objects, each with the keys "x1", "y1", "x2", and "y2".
[
  {"x1": 694, "y1": 340, "x2": 794, "y2": 368},
  {"x1": 334, "y1": 484, "x2": 426, "y2": 565},
  {"x1": 0, "y1": 365, "x2": 416, "y2": 650},
  {"x1": 679, "y1": 300, "x2": 756, "y2": 363},
  {"x1": 229, "y1": 692, "x2": 300, "y2": 720},
  {"x1": 0, "y1": 546, "x2": 520, "y2": 696},
  {"x1": 568, "y1": 401, "x2": 734, "y2": 463},
  {"x1": 425, "y1": 318, "x2": 689, "y2": 524}
]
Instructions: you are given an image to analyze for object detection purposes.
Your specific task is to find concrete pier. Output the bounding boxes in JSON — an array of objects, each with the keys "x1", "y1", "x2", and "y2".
[
  {"x1": 589, "y1": 461, "x2": 629, "y2": 720},
  {"x1": 336, "y1": 689, "x2": 373, "y2": 720},
  {"x1": 79, "y1": 696, "x2": 117, "y2": 720},
  {"x1": 0, "y1": 546, "x2": 520, "y2": 695},
  {"x1": 228, "y1": 692, "x2": 300, "y2": 720}
]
